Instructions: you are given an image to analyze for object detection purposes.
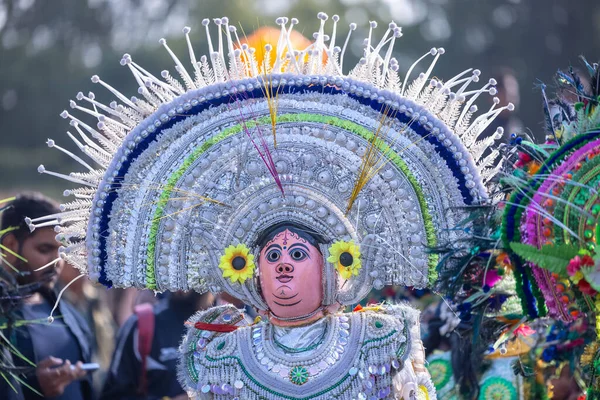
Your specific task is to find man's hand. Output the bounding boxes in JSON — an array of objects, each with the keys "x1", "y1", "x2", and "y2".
[{"x1": 36, "y1": 356, "x2": 86, "y2": 397}]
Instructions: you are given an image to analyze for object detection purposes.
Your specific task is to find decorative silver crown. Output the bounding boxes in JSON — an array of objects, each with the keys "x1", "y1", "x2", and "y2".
[{"x1": 31, "y1": 13, "x2": 511, "y2": 306}]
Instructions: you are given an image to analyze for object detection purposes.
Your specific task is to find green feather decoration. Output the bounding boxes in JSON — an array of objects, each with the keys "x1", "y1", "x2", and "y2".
[
  {"x1": 521, "y1": 141, "x2": 551, "y2": 158},
  {"x1": 511, "y1": 357, "x2": 534, "y2": 377},
  {"x1": 509, "y1": 242, "x2": 580, "y2": 277}
]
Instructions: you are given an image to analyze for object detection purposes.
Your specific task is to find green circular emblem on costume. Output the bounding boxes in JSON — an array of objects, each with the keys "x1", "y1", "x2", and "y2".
[
  {"x1": 374, "y1": 320, "x2": 384, "y2": 329},
  {"x1": 289, "y1": 366, "x2": 309, "y2": 385},
  {"x1": 428, "y1": 358, "x2": 452, "y2": 390},
  {"x1": 479, "y1": 377, "x2": 517, "y2": 400}
]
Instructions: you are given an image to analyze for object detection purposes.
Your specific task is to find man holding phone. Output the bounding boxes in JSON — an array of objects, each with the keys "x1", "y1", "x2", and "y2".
[{"x1": 1, "y1": 193, "x2": 95, "y2": 400}]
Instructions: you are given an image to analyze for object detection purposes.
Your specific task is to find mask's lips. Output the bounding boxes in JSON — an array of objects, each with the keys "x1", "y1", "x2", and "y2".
[{"x1": 276, "y1": 275, "x2": 293, "y2": 283}]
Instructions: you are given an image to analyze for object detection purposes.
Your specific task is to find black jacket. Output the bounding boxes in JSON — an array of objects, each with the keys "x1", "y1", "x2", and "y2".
[
  {"x1": 8, "y1": 292, "x2": 95, "y2": 400},
  {"x1": 100, "y1": 295, "x2": 197, "y2": 400}
]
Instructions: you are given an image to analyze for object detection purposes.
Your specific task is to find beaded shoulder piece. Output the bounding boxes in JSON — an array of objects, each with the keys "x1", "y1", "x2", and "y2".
[
  {"x1": 179, "y1": 304, "x2": 432, "y2": 399},
  {"x1": 33, "y1": 13, "x2": 511, "y2": 306}
]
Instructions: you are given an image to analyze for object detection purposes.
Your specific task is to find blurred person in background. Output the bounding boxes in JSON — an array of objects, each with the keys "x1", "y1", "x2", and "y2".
[
  {"x1": 101, "y1": 291, "x2": 213, "y2": 400},
  {"x1": 58, "y1": 264, "x2": 116, "y2": 393},
  {"x1": 0, "y1": 192, "x2": 95, "y2": 400},
  {"x1": 0, "y1": 254, "x2": 33, "y2": 400},
  {"x1": 107, "y1": 288, "x2": 155, "y2": 327}
]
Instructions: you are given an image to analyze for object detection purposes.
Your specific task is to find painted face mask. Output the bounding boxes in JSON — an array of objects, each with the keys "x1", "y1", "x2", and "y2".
[{"x1": 258, "y1": 229, "x2": 323, "y2": 319}]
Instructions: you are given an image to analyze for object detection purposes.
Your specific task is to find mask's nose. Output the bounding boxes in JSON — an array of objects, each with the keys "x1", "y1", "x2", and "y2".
[{"x1": 276, "y1": 263, "x2": 294, "y2": 274}]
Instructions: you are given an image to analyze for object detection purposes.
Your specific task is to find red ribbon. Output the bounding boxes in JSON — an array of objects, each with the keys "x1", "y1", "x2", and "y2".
[{"x1": 194, "y1": 321, "x2": 239, "y2": 332}]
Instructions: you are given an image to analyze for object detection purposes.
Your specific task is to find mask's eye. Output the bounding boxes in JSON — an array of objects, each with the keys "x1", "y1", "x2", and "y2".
[
  {"x1": 290, "y1": 248, "x2": 308, "y2": 261},
  {"x1": 266, "y1": 249, "x2": 281, "y2": 262}
]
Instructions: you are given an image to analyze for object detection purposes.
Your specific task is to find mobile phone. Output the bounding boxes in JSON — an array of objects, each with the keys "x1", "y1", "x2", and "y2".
[{"x1": 70, "y1": 363, "x2": 100, "y2": 371}]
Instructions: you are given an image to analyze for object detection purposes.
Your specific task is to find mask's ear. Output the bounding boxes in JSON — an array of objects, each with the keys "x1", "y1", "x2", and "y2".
[{"x1": 320, "y1": 243, "x2": 337, "y2": 306}]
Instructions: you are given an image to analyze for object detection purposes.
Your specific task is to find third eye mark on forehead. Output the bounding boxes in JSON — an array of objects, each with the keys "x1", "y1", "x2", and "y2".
[{"x1": 264, "y1": 230, "x2": 307, "y2": 248}]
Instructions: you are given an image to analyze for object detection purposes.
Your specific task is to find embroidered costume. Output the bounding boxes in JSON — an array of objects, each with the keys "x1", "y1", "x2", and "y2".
[{"x1": 180, "y1": 303, "x2": 431, "y2": 399}]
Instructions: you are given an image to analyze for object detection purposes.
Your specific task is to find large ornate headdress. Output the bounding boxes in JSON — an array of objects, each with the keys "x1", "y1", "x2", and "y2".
[{"x1": 32, "y1": 14, "x2": 510, "y2": 308}]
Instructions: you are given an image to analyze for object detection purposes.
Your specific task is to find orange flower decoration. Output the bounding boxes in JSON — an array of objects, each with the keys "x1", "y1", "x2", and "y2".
[{"x1": 241, "y1": 27, "x2": 321, "y2": 70}]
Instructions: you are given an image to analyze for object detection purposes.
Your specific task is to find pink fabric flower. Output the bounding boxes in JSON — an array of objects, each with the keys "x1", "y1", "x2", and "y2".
[
  {"x1": 483, "y1": 269, "x2": 501, "y2": 288},
  {"x1": 567, "y1": 256, "x2": 582, "y2": 276},
  {"x1": 514, "y1": 324, "x2": 535, "y2": 337}
]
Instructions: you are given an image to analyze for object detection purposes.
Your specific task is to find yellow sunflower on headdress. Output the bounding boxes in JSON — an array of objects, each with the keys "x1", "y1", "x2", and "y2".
[
  {"x1": 328, "y1": 240, "x2": 361, "y2": 280},
  {"x1": 219, "y1": 244, "x2": 255, "y2": 284}
]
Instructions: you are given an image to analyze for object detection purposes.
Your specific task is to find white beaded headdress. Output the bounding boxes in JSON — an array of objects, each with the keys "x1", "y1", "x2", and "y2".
[{"x1": 33, "y1": 13, "x2": 510, "y2": 307}]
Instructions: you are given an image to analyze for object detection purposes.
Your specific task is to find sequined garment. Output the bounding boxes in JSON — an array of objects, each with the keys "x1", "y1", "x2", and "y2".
[{"x1": 179, "y1": 304, "x2": 434, "y2": 399}]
